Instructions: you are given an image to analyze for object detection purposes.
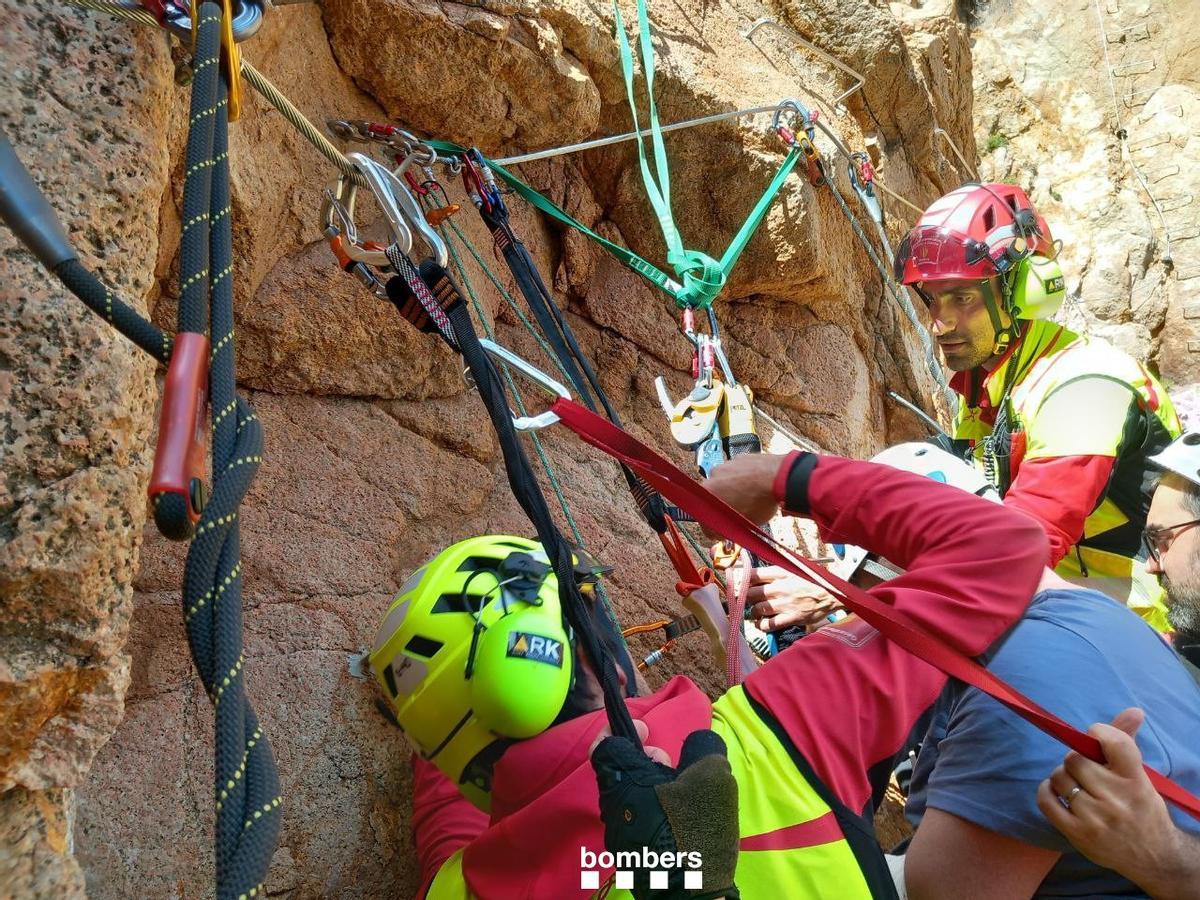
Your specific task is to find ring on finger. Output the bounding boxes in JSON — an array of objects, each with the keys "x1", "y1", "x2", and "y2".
[{"x1": 1056, "y1": 785, "x2": 1083, "y2": 810}]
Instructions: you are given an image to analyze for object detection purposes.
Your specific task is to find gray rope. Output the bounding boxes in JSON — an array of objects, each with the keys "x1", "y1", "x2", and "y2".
[{"x1": 823, "y1": 170, "x2": 957, "y2": 411}]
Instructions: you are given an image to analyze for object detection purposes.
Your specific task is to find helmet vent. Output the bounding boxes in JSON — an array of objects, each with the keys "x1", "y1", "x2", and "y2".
[
  {"x1": 432, "y1": 592, "x2": 491, "y2": 615},
  {"x1": 405, "y1": 635, "x2": 445, "y2": 658},
  {"x1": 495, "y1": 539, "x2": 536, "y2": 550},
  {"x1": 983, "y1": 206, "x2": 995, "y2": 230},
  {"x1": 456, "y1": 556, "x2": 503, "y2": 573}
]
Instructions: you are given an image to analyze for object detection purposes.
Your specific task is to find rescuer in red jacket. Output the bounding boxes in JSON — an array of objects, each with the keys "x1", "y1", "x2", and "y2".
[{"x1": 370, "y1": 450, "x2": 1047, "y2": 898}]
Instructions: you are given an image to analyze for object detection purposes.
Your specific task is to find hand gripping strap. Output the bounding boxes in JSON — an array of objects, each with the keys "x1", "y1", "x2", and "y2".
[{"x1": 546, "y1": 396, "x2": 1200, "y2": 821}]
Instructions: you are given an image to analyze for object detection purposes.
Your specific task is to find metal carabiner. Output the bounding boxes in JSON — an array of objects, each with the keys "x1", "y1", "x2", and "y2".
[
  {"x1": 347, "y1": 152, "x2": 415, "y2": 256},
  {"x1": 320, "y1": 176, "x2": 393, "y2": 267},
  {"x1": 157, "y1": 0, "x2": 264, "y2": 42},
  {"x1": 327, "y1": 119, "x2": 374, "y2": 143},
  {"x1": 391, "y1": 151, "x2": 450, "y2": 266},
  {"x1": 771, "y1": 99, "x2": 817, "y2": 141},
  {"x1": 473, "y1": 340, "x2": 571, "y2": 431}
]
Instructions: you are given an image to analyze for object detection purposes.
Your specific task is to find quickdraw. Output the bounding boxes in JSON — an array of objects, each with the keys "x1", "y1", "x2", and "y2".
[{"x1": 321, "y1": 133, "x2": 462, "y2": 348}]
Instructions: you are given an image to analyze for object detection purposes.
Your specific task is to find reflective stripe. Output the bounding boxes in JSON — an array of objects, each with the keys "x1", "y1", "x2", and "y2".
[{"x1": 711, "y1": 687, "x2": 876, "y2": 898}]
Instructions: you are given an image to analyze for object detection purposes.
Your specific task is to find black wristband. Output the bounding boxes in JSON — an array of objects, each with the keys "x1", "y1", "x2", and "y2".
[{"x1": 782, "y1": 452, "x2": 818, "y2": 516}]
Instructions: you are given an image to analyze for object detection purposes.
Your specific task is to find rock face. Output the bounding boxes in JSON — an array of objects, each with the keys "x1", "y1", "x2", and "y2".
[
  {"x1": 1, "y1": 0, "x2": 973, "y2": 896},
  {"x1": 0, "y1": 1, "x2": 174, "y2": 894},
  {"x1": 968, "y1": 0, "x2": 1200, "y2": 399}
]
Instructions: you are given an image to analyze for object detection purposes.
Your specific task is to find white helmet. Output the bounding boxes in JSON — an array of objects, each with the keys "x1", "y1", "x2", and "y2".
[
  {"x1": 830, "y1": 443, "x2": 999, "y2": 581},
  {"x1": 1148, "y1": 431, "x2": 1200, "y2": 487}
]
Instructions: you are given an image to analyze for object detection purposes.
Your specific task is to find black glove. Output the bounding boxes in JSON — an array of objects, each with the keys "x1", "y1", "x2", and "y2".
[{"x1": 591, "y1": 729, "x2": 739, "y2": 899}]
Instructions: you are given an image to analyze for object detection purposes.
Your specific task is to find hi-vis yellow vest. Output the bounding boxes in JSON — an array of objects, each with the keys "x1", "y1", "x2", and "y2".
[
  {"x1": 953, "y1": 320, "x2": 1181, "y2": 630},
  {"x1": 427, "y1": 688, "x2": 891, "y2": 899}
]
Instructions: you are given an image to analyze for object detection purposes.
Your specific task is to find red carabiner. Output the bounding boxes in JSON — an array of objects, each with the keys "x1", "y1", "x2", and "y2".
[
  {"x1": 148, "y1": 331, "x2": 210, "y2": 539},
  {"x1": 403, "y1": 170, "x2": 429, "y2": 196},
  {"x1": 460, "y1": 156, "x2": 491, "y2": 212}
]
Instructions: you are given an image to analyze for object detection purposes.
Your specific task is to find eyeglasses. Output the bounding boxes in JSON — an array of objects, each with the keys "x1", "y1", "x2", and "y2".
[{"x1": 1142, "y1": 518, "x2": 1200, "y2": 563}]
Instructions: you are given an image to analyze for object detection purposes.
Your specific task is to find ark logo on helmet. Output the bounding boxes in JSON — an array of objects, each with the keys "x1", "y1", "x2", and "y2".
[
  {"x1": 506, "y1": 631, "x2": 564, "y2": 667},
  {"x1": 579, "y1": 846, "x2": 704, "y2": 892}
]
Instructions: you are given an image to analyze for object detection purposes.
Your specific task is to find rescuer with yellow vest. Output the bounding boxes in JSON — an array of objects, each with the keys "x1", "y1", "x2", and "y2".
[
  {"x1": 366, "y1": 449, "x2": 1047, "y2": 898},
  {"x1": 895, "y1": 183, "x2": 1181, "y2": 631}
]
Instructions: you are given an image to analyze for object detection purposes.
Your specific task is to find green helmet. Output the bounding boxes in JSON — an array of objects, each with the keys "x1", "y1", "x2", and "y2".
[
  {"x1": 368, "y1": 536, "x2": 574, "y2": 810},
  {"x1": 1009, "y1": 254, "x2": 1066, "y2": 320}
]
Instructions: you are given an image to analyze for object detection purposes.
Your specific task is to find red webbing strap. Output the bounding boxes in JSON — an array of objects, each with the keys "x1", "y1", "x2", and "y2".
[
  {"x1": 548, "y1": 397, "x2": 1200, "y2": 820},
  {"x1": 659, "y1": 515, "x2": 715, "y2": 596}
]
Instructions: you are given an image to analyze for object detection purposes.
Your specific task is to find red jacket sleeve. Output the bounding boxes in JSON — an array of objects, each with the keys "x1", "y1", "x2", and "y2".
[
  {"x1": 1003, "y1": 454, "x2": 1117, "y2": 566},
  {"x1": 744, "y1": 454, "x2": 1048, "y2": 814},
  {"x1": 412, "y1": 752, "x2": 489, "y2": 897}
]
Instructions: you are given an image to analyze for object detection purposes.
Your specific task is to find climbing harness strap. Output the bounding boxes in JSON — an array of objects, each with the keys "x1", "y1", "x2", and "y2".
[
  {"x1": 453, "y1": 150, "x2": 672, "y2": 535},
  {"x1": 383, "y1": 244, "x2": 459, "y2": 348},
  {"x1": 541, "y1": 395, "x2": 1200, "y2": 821}
]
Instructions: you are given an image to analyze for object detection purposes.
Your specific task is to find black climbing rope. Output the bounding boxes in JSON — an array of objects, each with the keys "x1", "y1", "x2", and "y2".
[{"x1": 0, "y1": 6, "x2": 280, "y2": 898}]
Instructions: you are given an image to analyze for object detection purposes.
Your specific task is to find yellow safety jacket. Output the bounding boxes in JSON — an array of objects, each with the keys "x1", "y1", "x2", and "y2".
[
  {"x1": 427, "y1": 687, "x2": 893, "y2": 899},
  {"x1": 952, "y1": 320, "x2": 1181, "y2": 630}
]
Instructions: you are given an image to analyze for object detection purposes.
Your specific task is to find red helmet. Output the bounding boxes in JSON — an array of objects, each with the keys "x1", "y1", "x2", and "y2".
[{"x1": 894, "y1": 183, "x2": 1056, "y2": 285}]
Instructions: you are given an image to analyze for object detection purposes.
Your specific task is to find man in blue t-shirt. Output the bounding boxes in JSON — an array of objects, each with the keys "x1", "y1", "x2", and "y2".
[{"x1": 903, "y1": 585, "x2": 1200, "y2": 897}]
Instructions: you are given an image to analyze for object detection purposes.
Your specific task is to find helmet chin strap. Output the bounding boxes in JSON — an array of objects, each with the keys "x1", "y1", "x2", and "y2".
[{"x1": 980, "y1": 277, "x2": 1018, "y2": 357}]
